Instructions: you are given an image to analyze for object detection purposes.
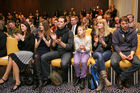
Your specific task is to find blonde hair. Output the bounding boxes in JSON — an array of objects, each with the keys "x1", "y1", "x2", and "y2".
[
  {"x1": 77, "y1": 25, "x2": 86, "y2": 38},
  {"x1": 96, "y1": 19, "x2": 110, "y2": 36},
  {"x1": 81, "y1": 17, "x2": 89, "y2": 29}
]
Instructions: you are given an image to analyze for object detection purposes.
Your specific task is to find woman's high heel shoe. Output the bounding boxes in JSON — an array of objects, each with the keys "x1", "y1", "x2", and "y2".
[
  {"x1": 0, "y1": 78, "x2": 9, "y2": 85},
  {"x1": 11, "y1": 83, "x2": 21, "y2": 92}
]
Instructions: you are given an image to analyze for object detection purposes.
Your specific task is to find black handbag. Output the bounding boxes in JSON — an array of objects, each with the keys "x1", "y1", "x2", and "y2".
[{"x1": 20, "y1": 64, "x2": 34, "y2": 86}]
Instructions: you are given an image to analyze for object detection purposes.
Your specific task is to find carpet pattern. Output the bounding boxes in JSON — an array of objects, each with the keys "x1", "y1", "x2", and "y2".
[{"x1": 0, "y1": 77, "x2": 140, "y2": 93}]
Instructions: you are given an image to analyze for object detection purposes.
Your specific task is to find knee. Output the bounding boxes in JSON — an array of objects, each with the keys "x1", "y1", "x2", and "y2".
[
  {"x1": 41, "y1": 54, "x2": 47, "y2": 62},
  {"x1": 12, "y1": 61, "x2": 17, "y2": 67},
  {"x1": 111, "y1": 59, "x2": 119, "y2": 67},
  {"x1": 93, "y1": 52, "x2": 103, "y2": 60},
  {"x1": 74, "y1": 61, "x2": 80, "y2": 66},
  {"x1": 61, "y1": 62, "x2": 69, "y2": 69}
]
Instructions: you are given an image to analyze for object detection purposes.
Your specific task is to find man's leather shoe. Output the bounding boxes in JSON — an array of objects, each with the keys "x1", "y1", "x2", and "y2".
[
  {"x1": 116, "y1": 76, "x2": 124, "y2": 89},
  {"x1": 73, "y1": 77, "x2": 81, "y2": 86}
]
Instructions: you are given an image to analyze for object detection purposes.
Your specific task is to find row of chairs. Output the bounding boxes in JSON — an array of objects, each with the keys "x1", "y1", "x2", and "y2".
[
  {"x1": 0, "y1": 29, "x2": 140, "y2": 85},
  {"x1": 51, "y1": 29, "x2": 140, "y2": 85}
]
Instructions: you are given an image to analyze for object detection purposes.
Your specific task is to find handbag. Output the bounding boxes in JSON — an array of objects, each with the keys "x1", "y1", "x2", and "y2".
[
  {"x1": 88, "y1": 64, "x2": 99, "y2": 90},
  {"x1": 20, "y1": 63, "x2": 34, "y2": 86}
]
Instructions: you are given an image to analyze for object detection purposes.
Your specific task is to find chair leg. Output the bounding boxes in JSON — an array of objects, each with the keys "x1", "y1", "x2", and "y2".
[
  {"x1": 134, "y1": 70, "x2": 139, "y2": 85},
  {"x1": 68, "y1": 66, "x2": 70, "y2": 83},
  {"x1": 113, "y1": 69, "x2": 115, "y2": 85},
  {"x1": 50, "y1": 65, "x2": 52, "y2": 73},
  {"x1": 71, "y1": 64, "x2": 73, "y2": 83},
  {"x1": 111, "y1": 67, "x2": 115, "y2": 85},
  {"x1": 136, "y1": 70, "x2": 139, "y2": 84}
]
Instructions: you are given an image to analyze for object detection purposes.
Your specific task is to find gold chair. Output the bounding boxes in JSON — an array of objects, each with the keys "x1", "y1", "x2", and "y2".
[
  {"x1": 112, "y1": 35, "x2": 140, "y2": 85},
  {"x1": 109, "y1": 28, "x2": 116, "y2": 34},
  {"x1": 86, "y1": 28, "x2": 92, "y2": 36},
  {"x1": 0, "y1": 37, "x2": 19, "y2": 65},
  {"x1": 70, "y1": 57, "x2": 91, "y2": 82},
  {"x1": 70, "y1": 35, "x2": 92, "y2": 82},
  {"x1": 50, "y1": 58, "x2": 71, "y2": 83}
]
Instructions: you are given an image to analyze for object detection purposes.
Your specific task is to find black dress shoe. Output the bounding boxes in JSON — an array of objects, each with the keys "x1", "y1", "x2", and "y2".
[
  {"x1": 11, "y1": 83, "x2": 21, "y2": 92},
  {"x1": 80, "y1": 78, "x2": 85, "y2": 90},
  {"x1": 0, "y1": 78, "x2": 9, "y2": 85},
  {"x1": 116, "y1": 77, "x2": 124, "y2": 89},
  {"x1": 32, "y1": 84, "x2": 38, "y2": 90},
  {"x1": 42, "y1": 80, "x2": 48, "y2": 87},
  {"x1": 123, "y1": 80, "x2": 130, "y2": 88},
  {"x1": 73, "y1": 77, "x2": 81, "y2": 86}
]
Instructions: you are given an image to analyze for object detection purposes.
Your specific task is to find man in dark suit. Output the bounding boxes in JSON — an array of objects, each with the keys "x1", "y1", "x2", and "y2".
[{"x1": 68, "y1": 16, "x2": 80, "y2": 35}]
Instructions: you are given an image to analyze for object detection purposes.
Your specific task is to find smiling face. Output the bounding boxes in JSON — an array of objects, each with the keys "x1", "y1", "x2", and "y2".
[
  {"x1": 77, "y1": 26, "x2": 85, "y2": 37},
  {"x1": 39, "y1": 23, "x2": 44, "y2": 31},
  {"x1": 71, "y1": 17, "x2": 78, "y2": 25},
  {"x1": 97, "y1": 22, "x2": 104, "y2": 29},
  {"x1": 20, "y1": 24, "x2": 27, "y2": 32},
  {"x1": 127, "y1": 15, "x2": 134, "y2": 23},
  {"x1": 57, "y1": 17, "x2": 66, "y2": 29}
]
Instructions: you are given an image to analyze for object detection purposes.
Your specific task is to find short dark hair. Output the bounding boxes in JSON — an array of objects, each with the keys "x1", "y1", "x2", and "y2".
[
  {"x1": 119, "y1": 16, "x2": 129, "y2": 23},
  {"x1": 59, "y1": 16, "x2": 67, "y2": 23}
]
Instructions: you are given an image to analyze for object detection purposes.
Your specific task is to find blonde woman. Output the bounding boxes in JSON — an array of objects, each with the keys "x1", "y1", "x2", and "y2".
[
  {"x1": 91, "y1": 19, "x2": 112, "y2": 91},
  {"x1": 74, "y1": 26, "x2": 91, "y2": 89}
]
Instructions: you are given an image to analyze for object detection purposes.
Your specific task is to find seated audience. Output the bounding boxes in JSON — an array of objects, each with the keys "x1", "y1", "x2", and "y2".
[
  {"x1": 73, "y1": 26, "x2": 91, "y2": 89},
  {"x1": 91, "y1": 19, "x2": 112, "y2": 91},
  {"x1": 81, "y1": 17, "x2": 89, "y2": 29},
  {"x1": 127, "y1": 14, "x2": 140, "y2": 34},
  {"x1": 6, "y1": 20, "x2": 21, "y2": 37},
  {"x1": 0, "y1": 22, "x2": 35, "y2": 92},
  {"x1": 32, "y1": 20, "x2": 51, "y2": 90},
  {"x1": 68, "y1": 16, "x2": 80, "y2": 35},
  {"x1": 26, "y1": 18, "x2": 36, "y2": 34},
  {"x1": 40, "y1": 16, "x2": 73, "y2": 85},
  {"x1": 0, "y1": 22, "x2": 7, "y2": 57},
  {"x1": 111, "y1": 16, "x2": 140, "y2": 89}
]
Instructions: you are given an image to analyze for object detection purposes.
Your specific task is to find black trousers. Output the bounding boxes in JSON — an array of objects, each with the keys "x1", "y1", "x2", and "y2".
[
  {"x1": 111, "y1": 51, "x2": 140, "y2": 81},
  {"x1": 41, "y1": 51, "x2": 72, "y2": 81}
]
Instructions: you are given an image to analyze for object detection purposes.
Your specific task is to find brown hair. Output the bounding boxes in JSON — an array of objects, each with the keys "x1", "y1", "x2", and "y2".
[
  {"x1": 59, "y1": 16, "x2": 67, "y2": 23},
  {"x1": 41, "y1": 20, "x2": 50, "y2": 40},
  {"x1": 119, "y1": 16, "x2": 129, "y2": 23},
  {"x1": 21, "y1": 21, "x2": 31, "y2": 39}
]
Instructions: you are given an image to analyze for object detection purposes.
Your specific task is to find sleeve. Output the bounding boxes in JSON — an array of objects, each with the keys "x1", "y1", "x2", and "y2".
[
  {"x1": 65, "y1": 31, "x2": 74, "y2": 51},
  {"x1": 0, "y1": 34, "x2": 7, "y2": 50},
  {"x1": 74, "y1": 37, "x2": 81, "y2": 52},
  {"x1": 18, "y1": 40, "x2": 25, "y2": 50},
  {"x1": 104, "y1": 33, "x2": 112, "y2": 50},
  {"x1": 50, "y1": 38, "x2": 58, "y2": 50},
  {"x1": 112, "y1": 31, "x2": 121, "y2": 53},
  {"x1": 131, "y1": 32, "x2": 137, "y2": 52},
  {"x1": 91, "y1": 31, "x2": 98, "y2": 51},
  {"x1": 85, "y1": 37, "x2": 91, "y2": 52}
]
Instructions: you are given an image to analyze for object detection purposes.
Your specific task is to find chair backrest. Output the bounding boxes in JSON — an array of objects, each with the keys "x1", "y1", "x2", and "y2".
[
  {"x1": 86, "y1": 28, "x2": 92, "y2": 36},
  {"x1": 136, "y1": 35, "x2": 140, "y2": 57},
  {"x1": 6, "y1": 37, "x2": 19, "y2": 55},
  {"x1": 109, "y1": 28, "x2": 116, "y2": 34}
]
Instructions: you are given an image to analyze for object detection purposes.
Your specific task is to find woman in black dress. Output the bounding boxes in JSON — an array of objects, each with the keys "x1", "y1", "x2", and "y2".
[
  {"x1": 0, "y1": 21, "x2": 35, "y2": 92},
  {"x1": 32, "y1": 20, "x2": 51, "y2": 90}
]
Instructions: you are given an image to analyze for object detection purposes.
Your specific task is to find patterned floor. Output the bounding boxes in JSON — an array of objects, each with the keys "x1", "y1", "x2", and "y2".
[
  {"x1": 0, "y1": 66, "x2": 140, "y2": 93},
  {"x1": 0, "y1": 77, "x2": 140, "y2": 93}
]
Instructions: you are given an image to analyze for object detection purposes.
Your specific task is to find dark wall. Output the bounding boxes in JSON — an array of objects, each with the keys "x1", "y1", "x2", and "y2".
[{"x1": 0, "y1": 0, "x2": 109, "y2": 17}]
